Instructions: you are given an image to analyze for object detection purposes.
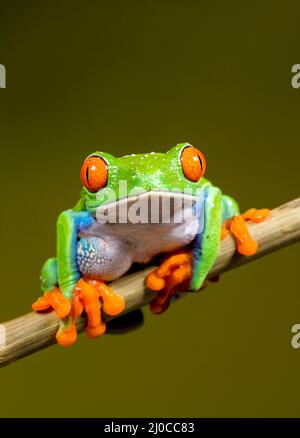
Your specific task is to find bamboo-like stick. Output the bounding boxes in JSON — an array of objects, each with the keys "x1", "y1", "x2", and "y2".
[{"x1": 0, "y1": 198, "x2": 300, "y2": 368}]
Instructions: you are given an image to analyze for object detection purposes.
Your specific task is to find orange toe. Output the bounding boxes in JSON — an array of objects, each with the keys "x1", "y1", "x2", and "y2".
[
  {"x1": 32, "y1": 288, "x2": 71, "y2": 318},
  {"x1": 86, "y1": 323, "x2": 106, "y2": 338},
  {"x1": 102, "y1": 295, "x2": 125, "y2": 316},
  {"x1": 56, "y1": 324, "x2": 77, "y2": 347},
  {"x1": 54, "y1": 302, "x2": 71, "y2": 319},
  {"x1": 44, "y1": 290, "x2": 71, "y2": 319},
  {"x1": 32, "y1": 297, "x2": 51, "y2": 311},
  {"x1": 229, "y1": 215, "x2": 259, "y2": 257},
  {"x1": 242, "y1": 208, "x2": 270, "y2": 223},
  {"x1": 72, "y1": 291, "x2": 84, "y2": 318},
  {"x1": 156, "y1": 253, "x2": 191, "y2": 278},
  {"x1": 85, "y1": 279, "x2": 125, "y2": 317},
  {"x1": 165, "y1": 264, "x2": 192, "y2": 292},
  {"x1": 236, "y1": 238, "x2": 258, "y2": 256},
  {"x1": 146, "y1": 272, "x2": 166, "y2": 291}
]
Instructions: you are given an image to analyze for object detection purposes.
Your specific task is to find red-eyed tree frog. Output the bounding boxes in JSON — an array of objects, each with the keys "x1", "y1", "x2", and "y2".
[{"x1": 32, "y1": 143, "x2": 270, "y2": 346}]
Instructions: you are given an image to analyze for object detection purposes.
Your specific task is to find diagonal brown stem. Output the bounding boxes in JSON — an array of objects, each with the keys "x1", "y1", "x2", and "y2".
[{"x1": 0, "y1": 198, "x2": 300, "y2": 368}]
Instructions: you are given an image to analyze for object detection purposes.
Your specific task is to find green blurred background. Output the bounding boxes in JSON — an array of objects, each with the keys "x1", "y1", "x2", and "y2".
[{"x1": 0, "y1": 0, "x2": 299, "y2": 417}]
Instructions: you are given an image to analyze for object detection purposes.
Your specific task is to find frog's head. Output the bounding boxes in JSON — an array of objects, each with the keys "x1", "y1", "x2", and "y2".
[{"x1": 80, "y1": 143, "x2": 208, "y2": 222}]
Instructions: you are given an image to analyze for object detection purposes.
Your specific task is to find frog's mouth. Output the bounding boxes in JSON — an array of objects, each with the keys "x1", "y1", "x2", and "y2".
[{"x1": 94, "y1": 190, "x2": 201, "y2": 226}]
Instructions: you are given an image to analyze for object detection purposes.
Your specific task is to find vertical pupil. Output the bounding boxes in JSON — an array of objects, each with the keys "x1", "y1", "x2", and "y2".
[
  {"x1": 198, "y1": 154, "x2": 203, "y2": 169},
  {"x1": 85, "y1": 166, "x2": 90, "y2": 183}
]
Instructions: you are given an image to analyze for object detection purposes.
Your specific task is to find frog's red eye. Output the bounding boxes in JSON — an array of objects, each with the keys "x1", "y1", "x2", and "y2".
[
  {"x1": 80, "y1": 155, "x2": 108, "y2": 192},
  {"x1": 180, "y1": 146, "x2": 206, "y2": 182}
]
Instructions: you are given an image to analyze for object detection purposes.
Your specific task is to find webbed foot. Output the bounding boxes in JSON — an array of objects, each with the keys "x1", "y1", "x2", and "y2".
[
  {"x1": 146, "y1": 252, "x2": 193, "y2": 314},
  {"x1": 32, "y1": 278, "x2": 125, "y2": 346},
  {"x1": 221, "y1": 208, "x2": 270, "y2": 255},
  {"x1": 32, "y1": 288, "x2": 71, "y2": 318}
]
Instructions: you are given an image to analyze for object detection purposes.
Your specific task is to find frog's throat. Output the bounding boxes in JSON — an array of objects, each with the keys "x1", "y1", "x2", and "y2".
[{"x1": 93, "y1": 190, "x2": 202, "y2": 225}]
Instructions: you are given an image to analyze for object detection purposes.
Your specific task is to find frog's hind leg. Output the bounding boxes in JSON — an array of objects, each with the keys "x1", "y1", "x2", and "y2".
[
  {"x1": 221, "y1": 194, "x2": 270, "y2": 255},
  {"x1": 222, "y1": 195, "x2": 240, "y2": 221},
  {"x1": 40, "y1": 257, "x2": 58, "y2": 292}
]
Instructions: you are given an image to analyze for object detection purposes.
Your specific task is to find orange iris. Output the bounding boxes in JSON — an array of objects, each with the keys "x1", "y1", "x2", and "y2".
[
  {"x1": 180, "y1": 146, "x2": 206, "y2": 182},
  {"x1": 80, "y1": 155, "x2": 108, "y2": 192}
]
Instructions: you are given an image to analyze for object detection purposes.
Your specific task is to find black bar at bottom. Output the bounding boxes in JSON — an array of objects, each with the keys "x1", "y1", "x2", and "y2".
[{"x1": 0, "y1": 418, "x2": 299, "y2": 435}]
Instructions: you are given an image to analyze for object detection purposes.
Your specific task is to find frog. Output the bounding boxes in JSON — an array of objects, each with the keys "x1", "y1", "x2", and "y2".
[{"x1": 32, "y1": 143, "x2": 270, "y2": 346}]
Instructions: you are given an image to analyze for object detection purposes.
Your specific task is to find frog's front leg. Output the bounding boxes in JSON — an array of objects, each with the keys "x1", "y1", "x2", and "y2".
[
  {"x1": 221, "y1": 195, "x2": 270, "y2": 255},
  {"x1": 32, "y1": 210, "x2": 125, "y2": 346},
  {"x1": 146, "y1": 186, "x2": 223, "y2": 312}
]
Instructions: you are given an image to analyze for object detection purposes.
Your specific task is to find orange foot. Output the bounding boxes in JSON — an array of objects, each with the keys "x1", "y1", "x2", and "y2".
[
  {"x1": 146, "y1": 252, "x2": 193, "y2": 314},
  {"x1": 221, "y1": 208, "x2": 270, "y2": 256},
  {"x1": 32, "y1": 278, "x2": 125, "y2": 346}
]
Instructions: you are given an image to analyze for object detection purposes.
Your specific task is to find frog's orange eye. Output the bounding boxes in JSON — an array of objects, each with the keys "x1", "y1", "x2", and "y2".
[
  {"x1": 80, "y1": 155, "x2": 108, "y2": 192},
  {"x1": 180, "y1": 146, "x2": 206, "y2": 182}
]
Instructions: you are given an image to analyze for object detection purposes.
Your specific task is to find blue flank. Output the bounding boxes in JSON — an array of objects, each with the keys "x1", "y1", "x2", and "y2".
[{"x1": 191, "y1": 189, "x2": 206, "y2": 287}]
